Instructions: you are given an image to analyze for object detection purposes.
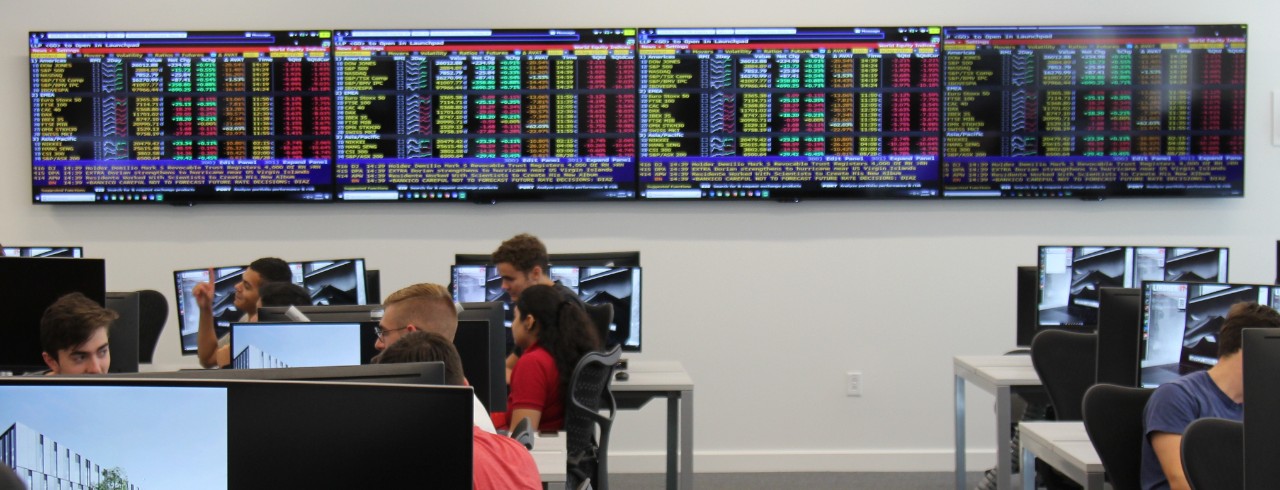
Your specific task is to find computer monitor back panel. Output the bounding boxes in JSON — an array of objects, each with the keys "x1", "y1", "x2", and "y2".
[
  {"x1": 0, "y1": 377, "x2": 473, "y2": 488},
  {"x1": 257, "y1": 304, "x2": 384, "y2": 323},
  {"x1": 453, "y1": 317, "x2": 506, "y2": 413},
  {"x1": 1139, "y1": 281, "x2": 1275, "y2": 388},
  {"x1": 105, "y1": 292, "x2": 141, "y2": 374},
  {"x1": 0, "y1": 257, "x2": 106, "y2": 372},
  {"x1": 105, "y1": 362, "x2": 446, "y2": 386},
  {"x1": 1244, "y1": 329, "x2": 1280, "y2": 489},
  {"x1": 230, "y1": 322, "x2": 378, "y2": 369},
  {"x1": 1016, "y1": 265, "x2": 1039, "y2": 347},
  {"x1": 1095, "y1": 288, "x2": 1141, "y2": 386}
]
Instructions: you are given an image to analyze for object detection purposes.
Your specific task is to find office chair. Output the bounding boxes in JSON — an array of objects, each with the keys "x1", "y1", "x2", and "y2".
[
  {"x1": 1082, "y1": 384, "x2": 1154, "y2": 490},
  {"x1": 1030, "y1": 330, "x2": 1097, "y2": 421},
  {"x1": 1182, "y1": 418, "x2": 1243, "y2": 490},
  {"x1": 510, "y1": 417, "x2": 535, "y2": 450},
  {"x1": 583, "y1": 303, "x2": 614, "y2": 348},
  {"x1": 136, "y1": 289, "x2": 169, "y2": 363},
  {"x1": 566, "y1": 345, "x2": 622, "y2": 490}
]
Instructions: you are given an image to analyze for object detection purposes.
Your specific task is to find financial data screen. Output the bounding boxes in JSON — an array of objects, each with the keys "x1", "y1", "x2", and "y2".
[
  {"x1": 941, "y1": 25, "x2": 1246, "y2": 197},
  {"x1": 637, "y1": 27, "x2": 942, "y2": 199},
  {"x1": 29, "y1": 30, "x2": 334, "y2": 203},
  {"x1": 333, "y1": 28, "x2": 638, "y2": 201}
]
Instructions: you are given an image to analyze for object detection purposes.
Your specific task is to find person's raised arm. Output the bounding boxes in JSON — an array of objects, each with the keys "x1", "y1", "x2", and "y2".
[
  {"x1": 194, "y1": 269, "x2": 222, "y2": 368},
  {"x1": 1151, "y1": 432, "x2": 1192, "y2": 490}
]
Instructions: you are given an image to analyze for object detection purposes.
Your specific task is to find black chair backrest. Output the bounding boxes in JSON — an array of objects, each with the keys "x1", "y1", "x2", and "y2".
[
  {"x1": 137, "y1": 289, "x2": 169, "y2": 363},
  {"x1": 566, "y1": 345, "x2": 622, "y2": 490},
  {"x1": 1182, "y1": 418, "x2": 1244, "y2": 490},
  {"x1": 1030, "y1": 329, "x2": 1097, "y2": 421},
  {"x1": 583, "y1": 303, "x2": 614, "y2": 348},
  {"x1": 1082, "y1": 384, "x2": 1154, "y2": 490}
]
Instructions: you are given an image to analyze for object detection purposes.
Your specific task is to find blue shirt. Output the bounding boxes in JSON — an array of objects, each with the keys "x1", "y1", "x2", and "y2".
[{"x1": 1140, "y1": 370, "x2": 1242, "y2": 490}]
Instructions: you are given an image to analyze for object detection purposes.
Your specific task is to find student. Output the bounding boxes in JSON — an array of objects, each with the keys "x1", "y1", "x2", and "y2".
[
  {"x1": 373, "y1": 331, "x2": 538, "y2": 490},
  {"x1": 38, "y1": 292, "x2": 118, "y2": 375},
  {"x1": 491, "y1": 233, "x2": 582, "y2": 305},
  {"x1": 374, "y1": 283, "x2": 459, "y2": 350},
  {"x1": 501, "y1": 284, "x2": 601, "y2": 432},
  {"x1": 1141, "y1": 301, "x2": 1280, "y2": 490},
  {"x1": 192, "y1": 257, "x2": 292, "y2": 368},
  {"x1": 258, "y1": 281, "x2": 313, "y2": 309},
  {"x1": 491, "y1": 233, "x2": 584, "y2": 379}
]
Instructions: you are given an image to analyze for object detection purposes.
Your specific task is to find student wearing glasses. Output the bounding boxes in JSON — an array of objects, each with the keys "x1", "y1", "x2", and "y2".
[{"x1": 374, "y1": 283, "x2": 496, "y2": 433}]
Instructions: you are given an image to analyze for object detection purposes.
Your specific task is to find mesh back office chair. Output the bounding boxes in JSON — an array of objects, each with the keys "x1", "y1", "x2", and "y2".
[
  {"x1": 1030, "y1": 330, "x2": 1098, "y2": 421},
  {"x1": 137, "y1": 289, "x2": 169, "y2": 363},
  {"x1": 1082, "y1": 384, "x2": 1154, "y2": 490},
  {"x1": 1182, "y1": 418, "x2": 1244, "y2": 490},
  {"x1": 566, "y1": 345, "x2": 622, "y2": 490}
]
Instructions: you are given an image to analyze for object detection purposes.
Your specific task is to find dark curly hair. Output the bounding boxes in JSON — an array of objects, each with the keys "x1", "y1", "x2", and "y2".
[
  {"x1": 491, "y1": 233, "x2": 549, "y2": 274},
  {"x1": 514, "y1": 284, "x2": 601, "y2": 392}
]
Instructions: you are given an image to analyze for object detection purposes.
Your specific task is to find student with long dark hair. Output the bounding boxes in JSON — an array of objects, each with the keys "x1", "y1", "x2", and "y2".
[{"x1": 501, "y1": 284, "x2": 601, "y2": 432}]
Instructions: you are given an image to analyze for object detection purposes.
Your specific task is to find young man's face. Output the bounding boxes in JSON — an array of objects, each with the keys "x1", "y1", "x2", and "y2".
[
  {"x1": 497, "y1": 262, "x2": 541, "y2": 302},
  {"x1": 234, "y1": 268, "x2": 264, "y2": 313},
  {"x1": 44, "y1": 327, "x2": 111, "y2": 375}
]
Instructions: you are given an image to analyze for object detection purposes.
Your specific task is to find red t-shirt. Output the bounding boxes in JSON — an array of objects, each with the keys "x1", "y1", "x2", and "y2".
[
  {"x1": 502, "y1": 341, "x2": 565, "y2": 432},
  {"x1": 473, "y1": 426, "x2": 541, "y2": 490}
]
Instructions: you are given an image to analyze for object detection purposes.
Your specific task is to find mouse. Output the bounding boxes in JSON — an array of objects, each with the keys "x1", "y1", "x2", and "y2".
[{"x1": 614, "y1": 371, "x2": 629, "y2": 381}]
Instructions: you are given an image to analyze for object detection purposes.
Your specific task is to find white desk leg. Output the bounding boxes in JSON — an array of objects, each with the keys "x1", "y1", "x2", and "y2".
[
  {"x1": 996, "y1": 386, "x2": 1012, "y2": 490},
  {"x1": 680, "y1": 389, "x2": 693, "y2": 489},
  {"x1": 667, "y1": 392, "x2": 678, "y2": 489},
  {"x1": 1020, "y1": 446, "x2": 1035, "y2": 490},
  {"x1": 957, "y1": 373, "x2": 962, "y2": 490},
  {"x1": 955, "y1": 373, "x2": 966, "y2": 490}
]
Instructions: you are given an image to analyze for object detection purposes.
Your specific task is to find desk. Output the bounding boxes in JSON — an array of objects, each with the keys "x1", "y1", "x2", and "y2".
[
  {"x1": 532, "y1": 433, "x2": 568, "y2": 485},
  {"x1": 1018, "y1": 422, "x2": 1104, "y2": 490},
  {"x1": 613, "y1": 360, "x2": 694, "y2": 490},
  {"x1": 954, "y1": 355, "x2": 1042, "y2": 490}
]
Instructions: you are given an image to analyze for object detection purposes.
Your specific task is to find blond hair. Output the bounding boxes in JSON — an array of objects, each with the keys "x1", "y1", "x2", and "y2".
[{"x1": 383, "y1": 283, "x2": 458, "y2": 339}]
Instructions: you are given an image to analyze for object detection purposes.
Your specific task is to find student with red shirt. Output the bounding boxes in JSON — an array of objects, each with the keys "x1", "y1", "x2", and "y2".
[{"x1": 503, "y1": 284, "x2": 602, "y2": 432}]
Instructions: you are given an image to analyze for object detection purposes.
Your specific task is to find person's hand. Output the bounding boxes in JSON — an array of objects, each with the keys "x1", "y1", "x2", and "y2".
[{"x1": 193, "y1": 268, "x2": 215, "y2": 311}]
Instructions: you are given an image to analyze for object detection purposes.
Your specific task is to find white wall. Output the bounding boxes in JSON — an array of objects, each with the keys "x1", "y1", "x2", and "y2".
[{"x1": 5, "y1": 0, "x2": 1277, "y2": 473}]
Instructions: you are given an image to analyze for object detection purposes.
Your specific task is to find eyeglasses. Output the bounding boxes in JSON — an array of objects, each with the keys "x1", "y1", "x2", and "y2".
[{"x1": 373, "y1": 325, "x2": 407, "y2": 340}]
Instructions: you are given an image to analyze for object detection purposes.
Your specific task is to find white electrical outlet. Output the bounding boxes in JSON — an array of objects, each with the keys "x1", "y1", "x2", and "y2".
[{"x1": 846, "y1": 371, "x2": 863, "y2": 397}]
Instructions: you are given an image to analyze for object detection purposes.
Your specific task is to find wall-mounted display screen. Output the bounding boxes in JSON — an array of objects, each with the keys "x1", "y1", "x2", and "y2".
[
  {"x1": 332, "y1": 28, "x2": 638, "y2": 202},
  {"x1": 636, "y1": 26, "x2": 942, "y2": 200},
  {"x1": 941, "y1": 25, "x2": 1246, "y2": 198},
  {"x1": 29, "y1": 30, "x2": 334, "y2": 203}
]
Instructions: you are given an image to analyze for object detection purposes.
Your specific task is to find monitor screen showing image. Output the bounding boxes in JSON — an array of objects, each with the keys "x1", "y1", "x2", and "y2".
[
  {"x1": 0, "y1": 383, "x2": 228, "y2": 489},
  {"x1": 230, "y1": 322, "x2": 374, "y2": 369},
  {"x1": 1139, "y1": 281, "x2": 1275, "y2": 388},
  {"x1": 175, "y1": 266, "x2": 248, "y2": 353},
  {"x1": 1, "y1": 247, "x2": 83, "y2": 258},
  {"x1": 291, "y1": 258, "x2": 368, "y2": 306}
]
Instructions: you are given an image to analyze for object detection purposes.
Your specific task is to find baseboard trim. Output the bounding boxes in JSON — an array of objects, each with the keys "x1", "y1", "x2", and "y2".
[{"x1": 606, "y1": 449, "x2": 998, "y2": 473}]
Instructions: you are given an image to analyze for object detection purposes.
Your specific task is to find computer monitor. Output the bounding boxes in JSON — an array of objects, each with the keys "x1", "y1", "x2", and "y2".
[
  {"x1": 0, "y1": 377, "x2": 473, "y2": 488},
  {"x1": 455, "y1": 251, "x2": 642, "y2": 267},
  {"x1": 1095, "y1": 288, "x2": 1141, "y2": 386},
  {"x1": 1244, "y1": 328, "x2": 1280, "y2": 489},
  {"x1": 175, "y1": 259, "x2": 371, "y2": 355},
  {"x1": 1139, "y1": 281, "x2": 1276, "y2": 388},
  {"x1": 0, "y1": 257, "x2": 106, "y2": 373},
  {"x1": 457, "y1": 302, "x2": 507, "y2": 412},
  {"x1": 104, "y1": 292, "x2": 141, "y2": 374},
  {"x1": 365, "y1": 269, "x2": 381, "y2": 305},
  {"x1": 1038, "y1": 246, "x2": 1229, "y2": 328},
  {"x1": 289, "y1": 258, "x2": 368, "y2": 306},
  {"x1": 230, "y1": 322, "x2": 378, "y2": 369},
  {"x1": 0, "y1": 246, "x2": 83, "y2": 258},
  {"x1": 451, "y1": 263, "x2": 644, "y2": 352},
  {"x1": 257, "y1": 304, "x2": 384, "y2": 323},
  {"x1": 1015, "y1": 265, "x2": 1040, "y2": 347},
  {"x1": 104, "y1": 362, "x2": 446, "y2": 386}
]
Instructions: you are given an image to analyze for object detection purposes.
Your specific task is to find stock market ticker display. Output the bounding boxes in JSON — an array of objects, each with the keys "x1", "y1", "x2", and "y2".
[
  {"x1": 332, "y1": 29, "x2": 637, "y2": 201},
  {"x1": 637, "y1": 27, "x2": 943, "y2": 199},
  {"x1": 942, "y1": 25, "x2": 1246, "y2": 197},
  {"x1": 29, "y1": 31, "x2": 334, "y2": 203}
]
